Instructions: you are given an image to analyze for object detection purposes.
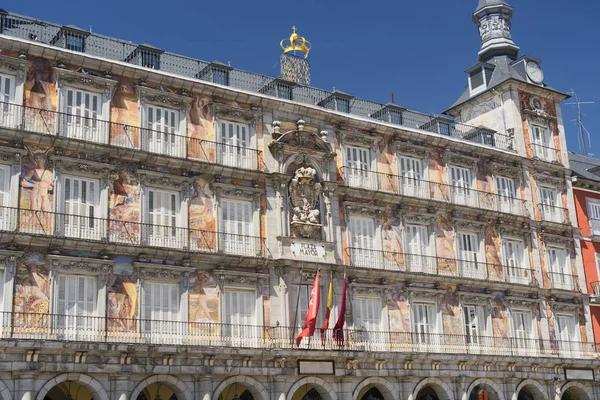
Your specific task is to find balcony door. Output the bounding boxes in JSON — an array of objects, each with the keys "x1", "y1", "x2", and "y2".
[
  {"x1": 413, "y1": 302, "x2": 438, "y2": 347},
  {"x1": 143, "y1": 282, "x2": 181, "y2": 341},
  {"x1": 464, "y1": 305, "x2": 488, "y2": 350},
  {"x1": 0, "y1": 165, "x2": 12, "y2": 231},
  {"x1": 221, "y1": 199, "x2": 254, "y2": 256},
  {"x1": 539, "y1": 187, "x2": 558, "y2": 222},
  {"x1": 218, "y1": 121, "x2": 253, "y2": 169},
  {"x1": 548, "y1": 247, "x2": 572, "y2": 290},
  {"x1": 450, "y1": 166, "x2": 475, "y2": 207},
  {"x1": 144, "y1": 105, "x2": 182, "y2": 157},
  {"x1": 224, "y1": 289, "x2": 256, "y2": 347},
  {"x1": 588, "y1": 200, "x2": 600, "y2": 235},
  {"x1": 556, "y1": 315, "x2": 580, "y2": 355},
  {"x1": 496, "y1": 176, "x2": 516, "y2": 213},
  {"x1": 405, "y1": 224, "x2": 431, "y2": 273},
  {"x1": 63, "y1": 88, "x2": 103, "y2": 142},
  {"x1": 457, "y1": 232, "x2": 484, "y2": 279},
  {"x1": 346, "y1": 146, "x2": 374, "y2": 190},
  {"x1": 349, "y1": 216, "x2": 378, "y2": 268},
  {"x1": 61, "y1": 176, "x2": 101, "y2": 241},
  {"x1": 511, "y1": 310, "x2": 535, "y2": 354},
  {"x1": 353, "y1": 297, "x2": 384, "y2": 350},
  {"x1": 399, "y1": 156, "x2": 424, "y2": 197},
  {"x1": 145, "y1": 189, "x2": 181, "y2": 249},
  {"x1": 531, "y1": 125, "x2": 553, "y2": 160},
  {"x1": 0, "y1": 73, "x2": 16, "y2": 128},
  {"x1": 56, "y1": 274, "x2": 97, "y2": 339},
  {"x1": 502, "y1": 240, "x2": 528, "y2": 284}
]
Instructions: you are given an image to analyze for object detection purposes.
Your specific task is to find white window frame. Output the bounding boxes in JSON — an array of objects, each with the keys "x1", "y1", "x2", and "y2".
[
  {"x1": 348, "y1": 215, "x2": 381, "y2": 269},
  {"x1": 58, "y1": 175, "x2": 103, "y2": 241},
  {"x1": 53, "y1": 272, "x2": 100, "y2": 340},
  {"x1": 404, "y1": 223, "x2": 434, "y2": 274},
  {"x1": 510, "y1": 308, "x2": 537, "y2": 355},
  {"x1": 555, "y1": 313, "x2": 581, "y2": 356},
  {"x1": 547, "y1": 245, "x2": 573, "y2": 290},
  {"x1": 538, "y1": 185, "x2": 562, "y2": 223},
  {"x1": 352, "y1": 296, "x2": 388, "y2": 351},
  {"x1": 462, "y1": 304, "x2": 491, "y2": 350},
  {"x1": 0, "y1": 164, "x2": 15, "y2": 231},
  {"x1": 141, "y1": 104, "x2": 185, "y2": 158},
  {"x1": 345, "y1": 145, "x2": 376, "y2": 190},
  {"x1": 495, "y1": 175, "x2": 518, "y2": 213},
  {"x1": 449, "y1": 165, "x2": 476, "y2": 207},
  {"x1": 216, "y1": 119, "x2": 256, "y2": 169},
  {"x1": 587, "y1": 198, "x2": 600, "y2": 236},
  {"x1": 59, "y1": 86, "x2": 106, "y2": 143},
  {"x1": 456, "y1": 230, "x2": 486, "y2": 280},
  {"x1": 412, "y1": 301, "x2": 441, "y2": 350},
  {"x1": 398, "y1": 155, "x2": 427, "y2": 198},
  {"x1": 531, "y1": 124, "x2": 555, "y2": 161},
  {"x1": 142, "y1": 187, "x2": 185, "y2": 249},
  {"x1": 0, "y1": 72, "x2": 18, "y2": 129},
  {"x1": 501, "y1": 237, "x2": 529, "y2": 285},
  {"x1": 140, "y1": 280, "x2": 183, "y2": 342},
  {"x1": 219, "y1": 197, "x2": 257, "y2": 256},
  {"x1": 222, "y1": 286, "x2": 261, "y2": 347}
]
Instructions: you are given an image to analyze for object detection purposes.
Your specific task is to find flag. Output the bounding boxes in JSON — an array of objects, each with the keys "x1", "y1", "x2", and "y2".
[
  {"x1": 320, "y1": 272, "x2": 333, "y2": 344},
  {"x1": 332, "y1": 274, "x2": 347, "y2": 346},
  {"x1": 296, "y1": 270, "x2": 321, "y2": 347}
]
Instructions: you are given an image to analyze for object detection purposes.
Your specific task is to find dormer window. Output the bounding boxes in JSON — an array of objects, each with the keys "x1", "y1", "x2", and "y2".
[
  {"x1": 276, "y1": 82, "x2": 293, "y2": 100},
  {"x1": 318, "y1": 91, "x2": 353, "y2": 114},
  {"x1": 125, "y1": 44, "x2": 163, "y2": 70},
  {"x1": 371, "y1": 103, "x2": 404, "y2": 125},
  {"x1": 259, "y1": 78, "x2": 294, "y2": 100},
  {"x1": 50, "y1": 25, "x2": 89, "y2": 53},
  {"x1": 467, "y1": 63, "x2": 495, "y2": 95},
  {"x1": 336, "y1": 97, "x2": 350, "y2": 113},
  {"x1": 198, "y1": 61, "x2": 233, "y2": 86}
]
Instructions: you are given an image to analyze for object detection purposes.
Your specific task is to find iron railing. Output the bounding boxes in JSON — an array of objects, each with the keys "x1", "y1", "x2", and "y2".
[
  {"x1": 344, "y1": 248, "x2": 534, "y2": 285},
  {"x1": 532, "y1": 143, "x2": 561, "y2": 163},
  {"x1": 341, "y1": 167, "x2": 527, "y2": 216},
  {"x1": 4, "y1": 207, "x2": 265, "y2": 257},
  {"x1": 0, "y1": 312, "x2": 594, "y2": 358},
  {"x1": 538, "y1": 203, "x2": 568, "y2": 224},
  {"x1": 0, "y1": 11, "x2": 517, "y2": 153},
  {"x1": 1, "y1": 101, "x2": 263, "y2": 170},
  {"x1": 548, "y1": 271, "x2": 576, "y2": 291}
]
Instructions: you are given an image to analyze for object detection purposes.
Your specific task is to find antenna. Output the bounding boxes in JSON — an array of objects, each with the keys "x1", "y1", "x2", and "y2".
[{"x1": 565, "y1": 89, "x2": 594, "y2": 156}]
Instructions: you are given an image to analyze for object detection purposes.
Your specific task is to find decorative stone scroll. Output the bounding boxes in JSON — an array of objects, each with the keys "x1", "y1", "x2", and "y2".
[
  {"x1": 55, "y1": 68, "x2": 117, "y2": 99},
  {"x1": 289, "y1": 166, "x2": 322, "y2": 239},
  {"x1": 135, "y1": 262, "x2": 194, "y2": 288},
  {"x1": 211, "y1": 101, "x2": 261, "y2": 126},
  {"x1": 136, "y1": 85, "x2": 192, "y2": 113},
  {"x1": 47, "y1": 255, "x2": 114, "y2": 283},
  {"x1": 441, "y1": 149, "x2": 478, "y2": 168},
  {"x1": 214, "y1": 269, "x2": 269, "y2": 292},
  {"x1": 393, "y1": 140, "x2": 429, "y2": 158}
]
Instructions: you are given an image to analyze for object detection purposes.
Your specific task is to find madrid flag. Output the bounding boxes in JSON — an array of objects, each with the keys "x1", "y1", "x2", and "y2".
[
  {"x1": 332, "y1": 274, "x2": 347, "y2": 346},
  {"x1": 296, "y1": 271, "x2": 321, "y2": 347}
]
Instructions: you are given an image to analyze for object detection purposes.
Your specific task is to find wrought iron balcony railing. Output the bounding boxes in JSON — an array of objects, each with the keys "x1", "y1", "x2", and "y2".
[
  {"x1": 341, "y1": 167, "x2": 527, "y2": 216},
  {"x1": 538, "y1": 203, "x2": 568, "y2": 224},
  {"x1": 3, "y1": 207, "x2": 265, "y2": 257},
  {"x1": 1, "y1": 312, "x2": 594, "y2": 359},
  {"x1": 1, "y1": 101, "x2": 263, "y2": 170},
  {"x1": 548, "y1": 271, "x2": 575, "y2": 291},
  {"x1": 344, "y1": 248, "x2": 534, "y2": 285},
  {"x1": 532, "y1": 143, "x2": 560, "y2": 163}
]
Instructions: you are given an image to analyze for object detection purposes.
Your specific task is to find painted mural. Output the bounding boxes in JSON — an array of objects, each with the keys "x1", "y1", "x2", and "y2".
[
  {"x1": 435, "y1": 214, "x2": 456, "y2": 275},
  {"x1": 189, "y1": 177, "x2": 216, "y2": 251},
  {"x1": 491, "y1": 293, "x2": 510, "y2": 346},
  {"x1": 376, "y1": 135, "x2": 397, "y2": 193},
  {"x1": 476, "y1": 157, "x2": 495, "y2": 208},
  {"x1": 381, "y1": 209, "x2": 404, "y2": 269},
  {"x1": 24, "y1": 58, "x2": 57, "y2": 133},
  {"x1": 13, "y1": 252, "x2": 51, "y2": 329},
  {"x1": 441, "y1": 286, "x2": 463, "y2": 343},
  {"x1": 484, "y1": 219, "x2": 503, "y2": 280},
  {"x1": 188, "y1": 270, "x2": 219, "y2": 329},
  {"x1": 106, "y1": 258, "x2": 137, "y2": 332},
  {"x1": 518, "y1": 90, "x2": 561, "y2": 164},
  {"x1": 108, "y1": 168, "x2": 141, "y2": 245},
  {"x1": 110, "y1": 80, "x2": 140, "y2": 148},
  {"x1": 19, "y1": 147, "x2": 55, "y2": 233},
  {"x1": 428, "y1": 147, "x2": 450, "y2": 201},
  {"x1": 387, "y1": 287, "x2": 411, "y2": 343},
  {"x1": 187, "y1": 96, "x2": 214, "y2": 161}
]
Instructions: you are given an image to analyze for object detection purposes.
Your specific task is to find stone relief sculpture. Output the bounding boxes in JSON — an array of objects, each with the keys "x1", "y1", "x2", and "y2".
[{"x1": 289, "y1": 166, "x2": 322, "y2": 239}]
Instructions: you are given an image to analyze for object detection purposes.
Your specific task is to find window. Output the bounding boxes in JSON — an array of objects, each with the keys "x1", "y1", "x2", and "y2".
[
  {"x1": 389, "y1": 109, "x2": 402, "y2": 125},
  {"x1": 223, "y1": 289, "x2": 256, "y2": 343},
  {"x1": 0, "y1": 266, "x2": 5, "y2": 314},
  {"x1": 276, "y1": 82, "x2": 292, "y2": 100},
  {"x1": 511, "y1": 310, "x2": 535, "y2": 352},
  {"x1": 65, "y1": 32, "x2": 85, "y2": 52},
  {"x1": 345, "y1": 146, "x2": 374, "y2": 190},
  {"x1": 0, "y1": 165, "x2": 12, "y2": 231},
  {"x1": 547, "y1": 246, "x2": 572, "y2": 290},
  {"x1": 463, "y1": 305, "x2": 488, "y2": 346},
  {"x1": 457, "y1": 232, "x2": 485, "y2": 279},
  {"x1": 405, "y1": 224, "x2": 432, "y2": 273},
  {"x1": 221, "y1": 198, "x2": 254, "y2": 256},
  {"x1": 587, "y1": 199, "x2": 600, "y2": 235},
  {"x1": 556, "y1": 314, "x2": 580, "y2": 354},
  {"x1": 398, "y1": 156, "x2": 425, "y2": 198},
  {"x1": 531, "y1": 125, "x2": 554, "y2": 161},
  {"x1": 348, "y1": 216, "x2": 377, "y2": 268},
  {"x1": 413, "y1": 302, "x2": 438, "y2": 345},
  {"x1": 56, "y1": 274, "x2": 97, "y2": 332},
  {"x1": 496, "y1": 176, "x2": 517, "y2": 213},
  {"x1": 61, "y1": 176, "x2": 100, "y2": 240},
  {"x1": 62, "y1": 88, "x2": 103, "y2": 142},
  {"x1": 438, "y1": 122, "x2": 450, "y2": 136},
  {"x1": 144, "y1": 105, "x2": 182, "y2": 157},
  {"x1": 450, "y1": 166, "x2": 475, "y2": 207},
  {"x1": 336, "y1": 97, "x2": 350, "y2": 113},
  {"x1": 539, "y1": 186, "x2": 561, "y2": 223},
  {"x1": 353, "y1": 297, "x2": 385, "y2": 350},
  {"x1": 141, "y1": 51, "x2": 160, "y2": 70},
  {"x1": 144, "y1": 189, "x2": 182, "y2": 249},
  {"x1": 0, "y1": 73, "x2": 17, "y2": 128},
  {"x1": 502, "y1": 239, "x2": 528, "y2": 285},
  {"x1": 217, "y1": 121, "x2": 255, "y2": 169},
  {"x1": 213, "y1": 68, "x2": 229, "y2": 86},
  {"x1": 142, "y1": 282, "x2": 180, "y2": 336}
]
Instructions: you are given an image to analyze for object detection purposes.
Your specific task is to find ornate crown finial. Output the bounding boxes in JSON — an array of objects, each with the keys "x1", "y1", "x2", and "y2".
[{"x1": 280, "y1": 26, "x2": 311, "y2": 59}]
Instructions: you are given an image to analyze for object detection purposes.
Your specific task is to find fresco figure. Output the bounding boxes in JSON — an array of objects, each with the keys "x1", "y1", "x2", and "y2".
[
  {"x1": 20, "y1": 148, "x2": 54, "y2": 231},
  {"x1": 189, "y1": 178, "x2": 215, "y2": 250}
]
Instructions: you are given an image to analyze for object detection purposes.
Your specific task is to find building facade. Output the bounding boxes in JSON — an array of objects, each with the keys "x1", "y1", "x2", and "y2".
[
  {"x1": 570, "y1": 153, "x2": 600, "y2": 347},
  {"x1": 0, "y1": 1, "x2": 596, "y2": 400}
]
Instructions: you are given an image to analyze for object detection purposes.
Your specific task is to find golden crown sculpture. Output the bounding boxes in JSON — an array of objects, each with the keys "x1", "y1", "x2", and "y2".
[{"x1": 280, "y1": 26, "x2": 311, "y2": 59}]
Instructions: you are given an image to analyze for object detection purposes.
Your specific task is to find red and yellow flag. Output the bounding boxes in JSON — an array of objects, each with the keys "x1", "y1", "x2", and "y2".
[{"x1": 321, "y1": 272, "x2": 333, "y2": 331}]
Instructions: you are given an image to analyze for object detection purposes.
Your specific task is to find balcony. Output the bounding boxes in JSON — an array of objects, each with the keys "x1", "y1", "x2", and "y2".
[
  {"x1": 549, "y1": 271, "x2": 575, "y2": 291},
  {"x1": 344, "y1": 248, "x2": 533, "y2": 285},
  {"x1": 532, "y1": 143, "x2": 560, "y2": 163},
  {"x1": 538, "y1": 203, "x2": 567, "y2": 224},
  {"x1": 589, "y1": 218, "x2": 600, "y2": 236},
  {"x1": 1, "y1": 102, "x2": 263, "y2": 170},
  {"x1": 340, "y1": 167, "x2": 527, "y2": 216},
  {"x1": 1, "y1": 312, "x2": 595, "y2": 359},
  {"x1": 7, "y1": 208, "x2": 265, "y2": 257}
]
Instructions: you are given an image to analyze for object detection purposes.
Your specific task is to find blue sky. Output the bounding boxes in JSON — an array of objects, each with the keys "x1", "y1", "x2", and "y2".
[{"x1": 6, "y1": 0, "x2": 599, "y2": 156}]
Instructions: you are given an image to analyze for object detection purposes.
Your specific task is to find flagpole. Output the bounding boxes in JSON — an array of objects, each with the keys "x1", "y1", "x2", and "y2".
[{"x1": 291, "y1": 261, "x2": 304, "y2": 348}]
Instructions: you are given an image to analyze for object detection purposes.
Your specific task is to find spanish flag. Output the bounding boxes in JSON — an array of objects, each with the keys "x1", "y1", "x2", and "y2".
[{"x1": 320, "y1": 272, "x2": 333, "y2": 344}]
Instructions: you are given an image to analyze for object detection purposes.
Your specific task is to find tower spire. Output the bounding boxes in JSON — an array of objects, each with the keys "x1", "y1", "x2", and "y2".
[{"x1": 473, "y1": 0, "x2": 519, "y2": 61}]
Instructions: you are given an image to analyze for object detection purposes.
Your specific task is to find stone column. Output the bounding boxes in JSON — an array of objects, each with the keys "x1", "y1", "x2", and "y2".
[
  {"x1": 112, "y1": 375, "x2": 130, "y2": 400},
  {"x1": 195, "y1": 376, "x2": 211, "y2": 400},
  {"x1": 272, "y1": 375, "x2": 288, "y2": 400},
  {"x1": 16, "y1": 373, "x2": 36, "y2": 400}
]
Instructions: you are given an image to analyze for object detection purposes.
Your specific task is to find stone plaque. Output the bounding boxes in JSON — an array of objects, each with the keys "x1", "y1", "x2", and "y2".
[
  {"x1": 565, "y1": 368, "x2": 594, "y2": 381},
  {"x1": 298, "y1": 360, "x2": 335, "y2": 375},
  {"x1": 291, "y1": 241, "x2": 326, "y2": 258}
]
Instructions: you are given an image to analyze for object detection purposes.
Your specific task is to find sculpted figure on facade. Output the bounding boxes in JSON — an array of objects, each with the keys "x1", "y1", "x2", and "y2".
[{"x1": 289, "y1": 166, "x2": 322, "y2": 239}]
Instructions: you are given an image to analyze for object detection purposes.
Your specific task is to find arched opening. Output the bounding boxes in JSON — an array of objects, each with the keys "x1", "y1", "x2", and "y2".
[
  {"x1": 517, "y1": 388, "x2": 535, "y2": 400},
  {"x1": 357, "y1": 385, "x2": 385, "y2": 400},
  {"x1": 136, "y1": 383, "x2": 177, "y2": 400},
  {"x1": 562, "y1": 388, "x2": 588, "y2": 400},
  {"x1": 218, "y1": 383, "x2": 254, "y2": 400},
  {"x1": 291, "y1": 385, "x2": 325, "y2": 400},
  {"x1": 44, "y1": 381, "x2": 93, "y2": 400},
  {"x1": 416, "y1": 386, "x2": 441, "y2": 400},
  {"x1": 516, "y1": 385, "x2": 546, "y2": 400},
  {"x1": 469, "y1": 385, "x2": 500, "y2": 400}
]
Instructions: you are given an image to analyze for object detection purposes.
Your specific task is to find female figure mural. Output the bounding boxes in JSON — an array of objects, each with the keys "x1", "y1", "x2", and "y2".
[{"x1": 20, "y1": 148, "x2": 54, "y2": 231}]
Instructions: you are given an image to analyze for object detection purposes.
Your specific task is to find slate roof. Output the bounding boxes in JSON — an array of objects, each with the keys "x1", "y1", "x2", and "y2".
[{"x1": 569, "y1": 152, "x2": 600, "y2": 182}]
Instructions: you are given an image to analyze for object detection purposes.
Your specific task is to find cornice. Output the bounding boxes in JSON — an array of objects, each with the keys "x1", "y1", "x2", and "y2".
[
  {"x1": 47, "y1": 255, "x2": 113, "y2": 280},
  {"x1": 54, "y1": 67, "x2": 117, "y2": 96},
  {"x1": 211, "y1": 181, "x2": 262, "y2": 202},
  {"x1": 442, "y1": 149, "x2": 479, "y2": 168},
  {"x1": 134, "y1": 262, "x2": 194, "y2": 282},
  {"x1": 0, "y1": 54, "x2": 32, "y2": 78},
  {"x1": 342, "y1": 201, "x2": 385, "y2": 217},
  {"x1": 488, "y1": 160, "x2": 522, "y2": 178},
  {"x1": 393, "y1": 139, "x2": 429, "y2": 159},
  {"x1": 136, "y1": 85, "x2": 192, "y2": 113},
  {"x1": 338, "y1": 130, "x2": 381, "y2": 148},
  {"x1": 214, "y1": 268, "x2": 269, "y2": 289},
  {"x1": 139, "y1": 171, "x2": 192, "y2": 191},
  {"x1": 211, "y1": 101, "x2": 261, "y2": 125},
  {"x1": 534, "y1": 172, "x2": 563, "y2": 186}
]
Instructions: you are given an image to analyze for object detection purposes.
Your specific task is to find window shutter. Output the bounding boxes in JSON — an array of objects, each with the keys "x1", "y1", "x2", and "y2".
[
  {"x1": 476, "y1": 306, "x2": 488, "y2": 336},
  {"x1": 0, "y1": 74, "x2": 14, "y2": 103},
  {"x1": 588, "y1": 202, "x2": 600, "y2": 220},
  {"x1": 496, "y1": 176, "x2": 516, "y2": 199},
  {"x1": 58, "y1": 275, "x2": 67, "y2": 315},
  {"x1": 399, "y1": 156, "x2": 422, "y2": 180},
  {"x1": 406, "y1": 224, "x2": 428, "y2": 256},
  {"x1": 0, "y1": 166, "x2": 7, "y2": 207}
]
